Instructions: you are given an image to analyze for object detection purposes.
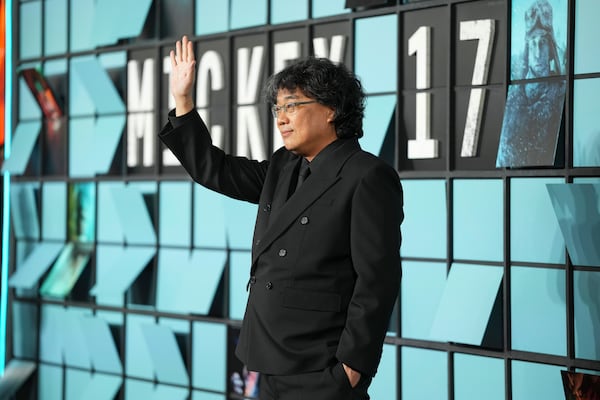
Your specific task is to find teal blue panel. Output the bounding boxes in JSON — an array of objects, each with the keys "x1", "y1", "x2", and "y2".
[
  {"x1": 19, "y1": 1, "x2": 42, "y2": 59},
  {"x1": 453, "y1": 179, "x2": 503, "y2": 262},
  {"x1": 156, "y1": 248, "x2": 226, "y2": 315},
  {"x1": 8, "y1": 242, "x2": 63, "y2": 289},
  {"x1": 159, "y1": 317, "x2": 189, "y2": 335},
  {"x1": 38, "y1": 364, "x2": 63, "y2": 400},
  {"x1": 70, "y1": 0, "x2": 95, "y2": 52},
  {"x1": 312, "y1": 0, "x2": 349, "y2": 18},
  {"x1": 546, "y1": 183, "x2": 600, "y2": 267},
  {"x1": 97, "y1": 182, "x2": 125, "y2": 243},
  {"x1": 271, "y1": 0, "x2": 308, "y2": 24},
  {"x1": 69, "y1": 117, "x2": 96, "y2": 177},
  {"x1": 194, "y1": 185, "x2": 227, "y2": 248},
  {"x1": 42, "y1": 182, "x2": 66, "y2": 240},
  {"x1": 140, "y1": 324, "x2": 189, "y2": 386},
  {"x1": 109, "y1": 184, "x2": 156, "y2": 245},
  {"x1": 98, "y1": 51, "x2": 127, "y2": 69},
  {"x1": 224, "y1": 196, "x2": 257, "y2": 249},
  {"x1": 3, "y1": 120, "x2": 41, "y2": 174},
  {"x1": 511, "y1": 361, "x2": 564, "y2": 400},
  {"x1": 574, "y1": 177, "x2": 600, "y2": 184},
  {"x1": 402, "y1": 347, "x2": 448, "y2": 400},
  {"x1": 39, "y1": 304, "x2": 65, "y2": 363},
  {"x1": 430, "y1": 263, "x2": 503, "y2": 345},
  {"x1": 196, "y1": 0, "x2": 229, "y2": 35},
  {"x1": 63, "y1": 307, "x2": 94, "y2": 369},
  {"x1": 12, "y1": 301, "x2": 38, "y2": 359},
  {"x1": 574, "y1": 270, "x2": 600, "y2": 360},
  {"x1": 44, "y1": 0, "x2": 67, "y2": 56},
  {"x1": 400, "y1": 179, "x2": 447, "y2": 258},
  {"x1": 44, "y1": 58, "x2": 68, "y2": 75},
  {"x1": 192, "y1": 390, "x2": 226, "y2": 400},
  {"x1": 401, "y1": 261, "x2": 447, "y2": 340},
  {"x1": 355, "y1": 15, "x2": 397, "y2": 94},
  {"x1": 575, "y1": 0, "x2": 600, "y2": 74},
  {"x1": 70, "y1": 56, "x2": 125, "y2": 115},
  {"x1": 78, "y1": 316, "x2": 123, "y2": 374},
  {"x1": 10, "y1": 183, "x2": 40, "y2": 240},
  {"x1": 229, "y1": 251, "x2": 251, "y2": 320},
  {"x1": 510, "y1": 178, "x2": 564, "y2": 264},
  {"x1": 68, "y1": 61, "x2": 95, "y2": 116},
  {"x1": 230, "y1": 0, "x2": 267, "y2": 30},
  {"x1": 511, "y1": 266, "x2": 566, "y2": 355},
  {"x1": 159, "y1": 182, "x2": 192, "y2": 247},
  {"x1": 91, "y1": 244, "x2": 155, "y2": 306},
  {"x1": 125, "y1": 380, "x2": 189, "y2": 400},
  {"x1": 573, "y1": 78, "x2": 600, "y2": 167},
  {"x1": 193, "y1": 321, "x2": 226, "y2": 391},
  {"x1": 125, "y1": 314, "x2": 155, "y2": 380},
  {"x1": 92, "y1": 0, "x2": 152, "y2": 47},
  {"x1": 362, "y1": 94, "x2": 395, "y2": 156},
  {"x1": 454, "y1": 354, "x2": 505, "y2": 400},
  {"x1": 94, "y1": 114, "x2": 126, "y2": 173},
  {"x1": 65, "y1": 369, "x2": 122, "y2": 400},
  {"x1": 18, "y1": 74, "x2": 42, "y2": 119},
  {"x1": 369, "y1": 344, "x2": 397, "y2": 400}
]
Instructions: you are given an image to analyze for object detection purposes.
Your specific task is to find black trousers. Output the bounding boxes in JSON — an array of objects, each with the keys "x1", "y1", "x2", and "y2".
[{"x1": 258, "y1": 362, "x2": 371, "y2": 400}]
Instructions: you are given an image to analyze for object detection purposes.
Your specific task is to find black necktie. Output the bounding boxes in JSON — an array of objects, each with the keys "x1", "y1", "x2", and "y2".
[{"x1": 295, "y1": 158, "x2": 311, "y2": 191}]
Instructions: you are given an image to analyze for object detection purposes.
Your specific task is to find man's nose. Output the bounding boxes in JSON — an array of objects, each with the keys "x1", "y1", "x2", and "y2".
[{"x1": 277, "y1": 112, "x2": 289, "y2": 124}]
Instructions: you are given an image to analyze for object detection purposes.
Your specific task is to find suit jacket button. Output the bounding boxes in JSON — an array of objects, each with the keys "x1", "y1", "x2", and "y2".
[
  {"x1": 300, "y1": 216, "x2": 309, "y2": 225},
  {"x1": 265, "y1": 281, "x2": 273, "y2": 290},
  {"x1": 255, "y1": 239, "x2": 261, "y2": 246},
  {"x1": 263, "y1": 203, "x2": 271, "y2": 212},
  {"x1": 278, "y1": 249, "x2": 287, "y2": 257}
]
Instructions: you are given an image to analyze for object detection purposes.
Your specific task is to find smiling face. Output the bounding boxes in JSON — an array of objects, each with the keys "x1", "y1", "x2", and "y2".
[{"x1": 275, "y1": 88, "x2": 338, "y2": 161}]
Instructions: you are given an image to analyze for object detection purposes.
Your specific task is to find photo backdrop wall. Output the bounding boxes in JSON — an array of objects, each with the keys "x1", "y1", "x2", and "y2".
[{"x1": 2, "y1": 0, "x2": 600, "y2": 399}]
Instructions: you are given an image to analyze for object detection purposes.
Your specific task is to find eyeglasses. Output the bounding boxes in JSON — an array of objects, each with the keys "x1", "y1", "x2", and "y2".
[{"x1": 271, "y1": 100, "x2": 317, "y2": 118}]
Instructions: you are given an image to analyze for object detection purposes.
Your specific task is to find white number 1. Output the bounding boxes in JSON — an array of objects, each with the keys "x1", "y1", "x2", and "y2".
[{"x1": 408, "y1": 26, "x2": 438, "y2": 159}]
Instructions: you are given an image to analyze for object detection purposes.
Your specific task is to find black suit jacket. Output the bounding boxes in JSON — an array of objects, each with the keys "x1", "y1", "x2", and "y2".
[{"x1": 159, "y1": 110, "x2": 403, "y2": 377}]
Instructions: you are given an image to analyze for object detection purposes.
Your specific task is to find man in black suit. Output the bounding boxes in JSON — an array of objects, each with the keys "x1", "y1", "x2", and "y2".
[{"x1": 160, "y1": 35, "x2": 403, "y2": 400}]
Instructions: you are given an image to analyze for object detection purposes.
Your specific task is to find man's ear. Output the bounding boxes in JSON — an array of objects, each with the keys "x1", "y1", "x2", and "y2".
[{"x1": 326, "y1": 108, "x2": 335, "y2": 123}]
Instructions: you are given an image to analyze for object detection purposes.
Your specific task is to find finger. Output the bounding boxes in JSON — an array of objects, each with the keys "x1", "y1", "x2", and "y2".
[
  {"x1": 170, "y1": 50, "x2": 176, "y2": 69},
  {"x1": 186, "y1": 39, "x2": 195, "y2": 63},
  {"x1": 181, "y1": 35, "x2": 188, "y2": 61},
  {"x1": 175, "y1": 40, "x2": 182, "y2": 63}
]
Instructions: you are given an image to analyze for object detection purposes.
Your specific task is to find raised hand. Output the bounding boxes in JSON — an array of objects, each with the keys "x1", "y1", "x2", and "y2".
[{"x1": 170, "y1": 35, "x2": 196, "y2": 116}]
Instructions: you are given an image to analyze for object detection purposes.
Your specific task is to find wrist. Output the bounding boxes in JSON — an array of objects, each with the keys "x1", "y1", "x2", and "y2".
[{"x1": 175, "y1": 97, "x2": 195, "y2": 116}]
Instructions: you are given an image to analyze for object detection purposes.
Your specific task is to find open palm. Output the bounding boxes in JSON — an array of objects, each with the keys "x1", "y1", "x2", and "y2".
[{"x1": 170, "y1": 35, "x2": 196, "y2": 102}]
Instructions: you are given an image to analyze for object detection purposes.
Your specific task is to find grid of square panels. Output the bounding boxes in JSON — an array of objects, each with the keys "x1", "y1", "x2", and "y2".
[{"x1": 5, "y1": 0, "x2": 600, "y2": 399}]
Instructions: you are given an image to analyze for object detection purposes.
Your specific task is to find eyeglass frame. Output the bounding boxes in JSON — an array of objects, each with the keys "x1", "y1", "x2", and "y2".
[{"x1": 271, "y1": 100, "x2": 317, "y2": 118}]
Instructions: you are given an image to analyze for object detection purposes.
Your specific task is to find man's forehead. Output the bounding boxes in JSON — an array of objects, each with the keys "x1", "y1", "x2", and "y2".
[{"x1": 277, "y1": 88, "x2": 306, "y2": 100}]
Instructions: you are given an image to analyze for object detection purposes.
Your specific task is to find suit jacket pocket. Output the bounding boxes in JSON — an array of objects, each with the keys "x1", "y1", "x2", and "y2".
[{"x1": 282, "y1": 287, "x2": 341, "y2": 312}]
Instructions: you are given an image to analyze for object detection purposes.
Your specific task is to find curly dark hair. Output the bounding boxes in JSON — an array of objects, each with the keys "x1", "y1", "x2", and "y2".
[{"x1": 263, "y1": 57, "x2": 366, "y2": 139}]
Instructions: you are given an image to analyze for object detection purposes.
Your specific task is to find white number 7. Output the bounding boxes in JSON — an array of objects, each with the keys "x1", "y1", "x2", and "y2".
[{"x1": 459, "y1": 19, "x2": 495, "y2": 157}]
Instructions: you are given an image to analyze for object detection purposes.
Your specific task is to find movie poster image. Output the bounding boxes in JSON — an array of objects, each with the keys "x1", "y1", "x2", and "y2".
[
  {"x1": 20, "y1": 68, "x2": 66, "y2": 175},
  {"x1": 496, "y1": 80, "x2": 566, "y2": 168},
  {"x1": 511, "y1": 0, "x2": 567, "y2": 80},
  {"x1": 39, "y1": 182, "x2": 95, "y2": 298},
  {"x1": 562, "y1": 370, "x2": 600, "y2": 400},
  {"x1": 228, "y1": 326, "x2": 260, "y2": 399}
]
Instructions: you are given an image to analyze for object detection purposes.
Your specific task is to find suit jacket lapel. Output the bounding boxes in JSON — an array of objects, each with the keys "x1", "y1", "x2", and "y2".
[
  {"x1": 270, "y1": 159, "x2": 296, "y2": 216},
  {"x1": 252, "y1": 139, "x2": 361, "y2": 267}
]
